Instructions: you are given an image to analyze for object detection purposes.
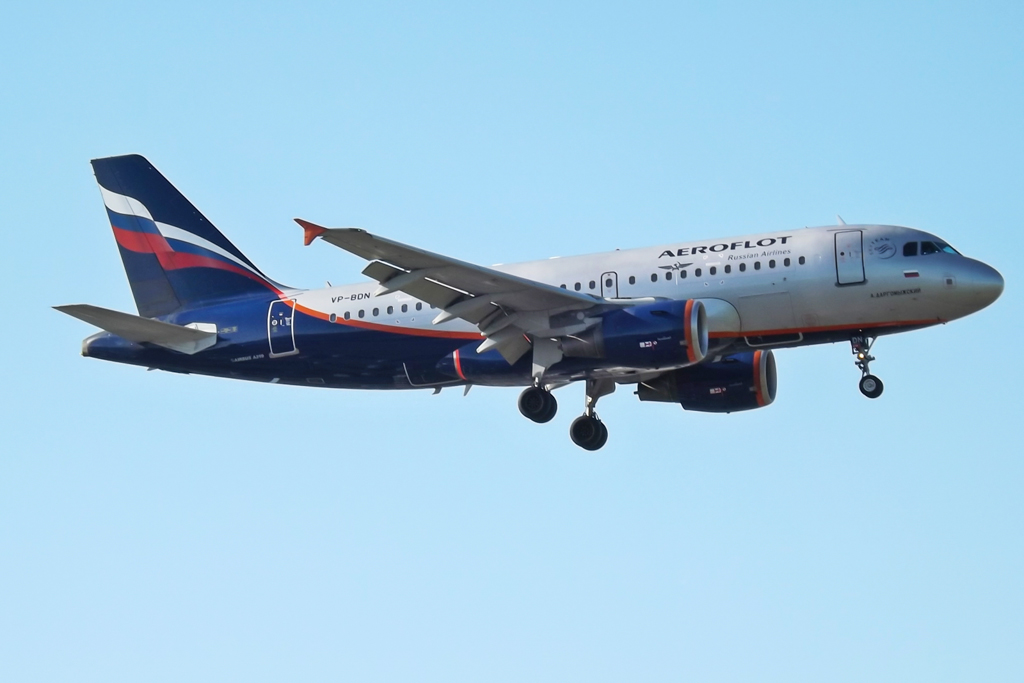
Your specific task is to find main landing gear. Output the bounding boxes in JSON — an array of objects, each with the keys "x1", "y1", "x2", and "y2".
[
  {"x1": 851, "y1": 335, "x2": 884, "y2": 399},
  {"x1": 570, "y1": 379, "x2": 614, "y2": 451},
  {"x1": 518, "y1": 386, "x2": 557, "y2": 423},
  {"x1": 517, "y1": 379, "x2": 615, "y2": 451}
]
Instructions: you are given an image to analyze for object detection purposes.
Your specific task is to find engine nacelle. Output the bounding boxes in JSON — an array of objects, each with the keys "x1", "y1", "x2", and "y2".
[
  {"x1": 561, "y1": 299, "x2": 708, "y2": 368},
  {"x1": 436, "y1": 343, "x2": 531, "y2": 384},
  {"x1": 636, "y1": 349, "x2": 777, "y2": 413}
]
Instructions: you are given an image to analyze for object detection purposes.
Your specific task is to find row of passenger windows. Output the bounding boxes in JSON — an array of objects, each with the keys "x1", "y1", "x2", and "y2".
[
  {"x1": 330, "y1": 253, "x2": 810, "y2": 322},
  {"x1": 903, "y1": 241, "x2": 958, "y2": 256},
  {"x1": 330, "y1": 301, "x2": 425, "y2": 322},
  {"x1": 559, "y1": 256, "x2": 807, "y2": 290}
]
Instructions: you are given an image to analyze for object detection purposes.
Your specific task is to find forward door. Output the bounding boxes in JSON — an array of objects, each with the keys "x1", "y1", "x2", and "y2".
[{"x1": 834, "y1": 230, "x2": 865, "y2": 285}]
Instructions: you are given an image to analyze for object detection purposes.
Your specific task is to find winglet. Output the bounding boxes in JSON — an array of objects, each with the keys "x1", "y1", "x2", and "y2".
[{"x1": 295, "y1": 218, "x2": 328, "y2": 246}]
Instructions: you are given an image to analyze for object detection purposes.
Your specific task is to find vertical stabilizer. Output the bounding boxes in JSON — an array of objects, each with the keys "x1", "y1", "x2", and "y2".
[{"x1": 91, "y1": 155, "x2": 284, "y2": 317}]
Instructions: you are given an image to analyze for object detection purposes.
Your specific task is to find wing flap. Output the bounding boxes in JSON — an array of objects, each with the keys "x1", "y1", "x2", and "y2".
[{"x1": 361, "y1": 261, "x2": 465, "y2": 310}]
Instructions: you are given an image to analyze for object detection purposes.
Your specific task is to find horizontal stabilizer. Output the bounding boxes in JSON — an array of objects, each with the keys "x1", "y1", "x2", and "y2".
[{"x1": 54, "y1": 304, "x2": 218, "y2": 355}]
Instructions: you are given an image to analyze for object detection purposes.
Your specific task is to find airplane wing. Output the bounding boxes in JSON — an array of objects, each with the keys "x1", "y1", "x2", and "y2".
[{"x1": 297, "y1": 219, "x2": 607, "y2": 365}]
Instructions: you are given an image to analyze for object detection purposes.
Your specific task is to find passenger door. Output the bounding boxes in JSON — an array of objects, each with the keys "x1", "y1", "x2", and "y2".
[
  {"x1": 835, "y1": 230, "x2": 865, "y2": 285},
  {"x1": 268, "y1": 299, "x2": 298, "y2": 357}
]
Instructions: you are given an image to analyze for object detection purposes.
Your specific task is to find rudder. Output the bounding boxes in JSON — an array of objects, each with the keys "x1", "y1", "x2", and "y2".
[{"x1": 92, "y1": 155, "x2": 283, "y2": 317}]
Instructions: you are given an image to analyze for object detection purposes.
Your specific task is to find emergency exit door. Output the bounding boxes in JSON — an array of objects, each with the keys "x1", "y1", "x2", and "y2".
[
  {"x1": 600, "y1": 271, "x2": 619, "y2": 298},
  {"x1": 835, "y1": 230, "x2": 865, "y2": 285}
]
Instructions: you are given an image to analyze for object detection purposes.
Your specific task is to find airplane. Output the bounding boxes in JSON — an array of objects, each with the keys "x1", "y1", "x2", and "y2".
[{"x1": 57, "y1": 154, "x2": 1004, "y2": 450}]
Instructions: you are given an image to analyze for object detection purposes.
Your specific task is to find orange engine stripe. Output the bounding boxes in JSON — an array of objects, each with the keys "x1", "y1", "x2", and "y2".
[
  {"x1": 684, "y1": 299, "x2": 696, "y2": 363},
  {"x1": 453, "y1": 349, "x2": 467, "y2": 381},
  {"x1": 753, "y1": 350, "x2": 765, "y2": 406}
]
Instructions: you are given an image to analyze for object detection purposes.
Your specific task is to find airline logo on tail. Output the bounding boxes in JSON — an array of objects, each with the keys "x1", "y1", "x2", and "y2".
[
  {"x1": 99, "y1": 184, "x2": 274, "y2": 289},
  {"x1": 91, "y1": 154, "x2": 287, "y2": 316}
]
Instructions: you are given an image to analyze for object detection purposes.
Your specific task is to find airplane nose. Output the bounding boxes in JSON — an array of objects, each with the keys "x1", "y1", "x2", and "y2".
[{"x1": 963, "y1": 260, "x2": 1004, "y2": 311}]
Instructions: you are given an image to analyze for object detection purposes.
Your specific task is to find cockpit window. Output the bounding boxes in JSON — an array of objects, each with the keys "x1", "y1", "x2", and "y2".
[
  {"x1": 919, "y1": 240, "x2": 960, "y2": 256},
  {"x1": 903, "y1": 242, "x2": 918, "y2": 256}
]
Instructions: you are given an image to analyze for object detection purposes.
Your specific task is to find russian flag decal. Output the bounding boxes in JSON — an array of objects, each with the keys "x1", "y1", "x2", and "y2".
[{"x1": 904, "y1": 270, "x2": 920, "y2": 278}]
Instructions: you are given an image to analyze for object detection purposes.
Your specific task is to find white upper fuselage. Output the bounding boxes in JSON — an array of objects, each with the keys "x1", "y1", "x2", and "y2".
[{"x1": 294, "y1": 224, "x2": 1003, "y2": 346}]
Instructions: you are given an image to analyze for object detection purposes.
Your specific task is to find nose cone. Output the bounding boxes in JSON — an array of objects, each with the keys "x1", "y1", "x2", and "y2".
[{"x1": 963, "y1": 260, "x2": 1004, "y2": 312}]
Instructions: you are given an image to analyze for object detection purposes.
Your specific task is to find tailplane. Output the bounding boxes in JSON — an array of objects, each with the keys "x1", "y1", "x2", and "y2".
[{"x1": 92, "y1": 155, "x2": 284, "y2": 317}]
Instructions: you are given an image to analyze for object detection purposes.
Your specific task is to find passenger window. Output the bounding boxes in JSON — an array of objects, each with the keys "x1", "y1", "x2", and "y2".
[
  {"x1": 921, "y1": 241, "x2": 939, "y2": 255},
  {"x1": 754, "y1": 262, "x2": 761, "y2": 270},
  {"x1": 401, "y1": 304, "x2": 408, "y2": 313},
  {"x1": 739, "y1": 263, "x2": 746, "y2": 272},
  {"x1": 574, "y1": 282, "x2": 581, "y2": 291},
  {"x1": 560, "y1": 284, "x2": 566, "y2": 289},
  {"x1": 724, "y1": 265, "x2": 731, "y2": 274},
  {"x1": 416, "y1": 303, "x2": 422, "y2": 311},
  {"x1": 769, "y1": 260, "x2": 776, "y2": 268},
  {"x1": 695, "y1": 268, "x2": 702, "y2": 277},
  {"x1": 709, "y1": 266, "x2": 717, "y2": 275},
  {"x1": 589, "y1": 280, "x2": 596, "y2": 290},
  {"x1": 798, "y1": 256, "x2": 806, "y2": 265},
  {"x1": 387, "y1": 306, "x2": 393, "y2": 315},
  {"x1": 680, "y1": 270, "x2": 687, "y2": 279},
  {"x1": 605, "y1": 278, "x2": 613, "y2": 288},
  {"x1": 358, "y1": 309, "x2": 365, "y2": 318},
  {"x1": 665, "y1": 271, "x2": 672, "y2": 280},
  {"x1": 330, "y1": 313, "x2": 337, "y2": 323},
  {"x1": 344, "y1": 311, "x2": 351, "y2": 320},
  {"x1": 784, "y1": 257, "x2": 791, "y2": 267},
  {"x1": 650, "y1": 273, "x2": 657, "y2": 282},
  {"x1": 372, "y1": 308, "x2": 379, "y2": 316},
  {"x1": 628, "y1": 276, "x2": 636, "y2": 285},
  {"x1": 903, "y1": 242, "x2": 918, "y2": 257}
]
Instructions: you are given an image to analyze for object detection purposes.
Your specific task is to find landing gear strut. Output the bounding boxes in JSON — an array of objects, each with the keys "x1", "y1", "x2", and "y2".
[
  {"x1": 518, "y1": 386, "x2": 557, "y2": 423},
  {"x1": 570, "y1": 379, "x2": 614, "y2": 451},
  {"x1": 851, "y1": 335, "x2": 884, "y2": 399}
]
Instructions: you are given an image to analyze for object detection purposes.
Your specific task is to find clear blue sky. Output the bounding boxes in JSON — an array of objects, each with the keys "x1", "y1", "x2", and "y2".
[{"x1": 2, "y1": 2, "x2": 1022, "y2": 681}]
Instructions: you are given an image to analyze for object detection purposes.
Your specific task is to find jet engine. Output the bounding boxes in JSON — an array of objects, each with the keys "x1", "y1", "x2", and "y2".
[
  {"x1": 637, "y1": 349, "x2": 777, "y2": 413},
  {"x1": 561, "y1": 299, "x2": 708, "y2": 368},
  {"x1": 436, "y1": 344, "x2": 530, "y2": 384}
]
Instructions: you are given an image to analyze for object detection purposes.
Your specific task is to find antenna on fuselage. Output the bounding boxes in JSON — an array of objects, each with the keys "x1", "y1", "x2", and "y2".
[{"x1": 837, "y1": 215, "x2": 847, "y2": 225}]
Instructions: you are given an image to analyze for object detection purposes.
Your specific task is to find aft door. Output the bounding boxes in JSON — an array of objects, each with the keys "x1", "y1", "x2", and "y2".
[
  {"x1": 835, "y1": 230, "x2": 865, "y2": 285},
  {"x1": 600, "y1": 271, "x2": 619, "y2": 298},
  {"x1": 268, "y1": 299, "x2": 298, "y2": 357}
]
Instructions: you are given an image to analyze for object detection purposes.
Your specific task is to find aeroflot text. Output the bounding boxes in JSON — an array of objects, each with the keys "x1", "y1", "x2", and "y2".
[{"x1": 659, "y1": 236, "x2": 792, "y2": 258}]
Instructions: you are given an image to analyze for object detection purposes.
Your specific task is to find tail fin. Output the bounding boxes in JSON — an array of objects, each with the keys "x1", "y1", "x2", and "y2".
[{"x1": 91, "y1": 155, "x2": 284, "y2": 317}]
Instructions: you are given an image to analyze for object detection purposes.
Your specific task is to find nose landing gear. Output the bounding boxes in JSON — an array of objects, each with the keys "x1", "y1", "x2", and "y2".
[{"x1": 851, "y1": 336, "x2": 884, "y2": 399}]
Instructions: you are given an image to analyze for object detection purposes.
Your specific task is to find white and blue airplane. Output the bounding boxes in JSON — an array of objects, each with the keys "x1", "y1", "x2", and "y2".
[{"x1": 57, "y1": 155, "x2": 1004, "y2": 449}]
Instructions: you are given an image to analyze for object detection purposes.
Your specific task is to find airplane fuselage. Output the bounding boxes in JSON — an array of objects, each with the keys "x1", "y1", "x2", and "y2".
[{"x1": 83, "y1": 223, "x2": 1003, "y2": 390}]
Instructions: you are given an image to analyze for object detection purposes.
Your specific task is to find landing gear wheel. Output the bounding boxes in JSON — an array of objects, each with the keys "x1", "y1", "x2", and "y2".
[
  {"x1": 850, "y1": 336, "x2": 884, "y2": 399},
  {"x1": 570, "y1": 415, "x2": 608, "y2": 451},
  {"x1": 859, "y1": 374, "x2": 884, "y2": 399},
  {"x1": 519, "y1": 387, "x2": 557, "y2": 423}
]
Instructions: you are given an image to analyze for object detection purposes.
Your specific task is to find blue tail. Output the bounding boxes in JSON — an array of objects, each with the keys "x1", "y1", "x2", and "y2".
[{"x1": 91, "y1": 155, "x2": 284, "y2": 318}]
